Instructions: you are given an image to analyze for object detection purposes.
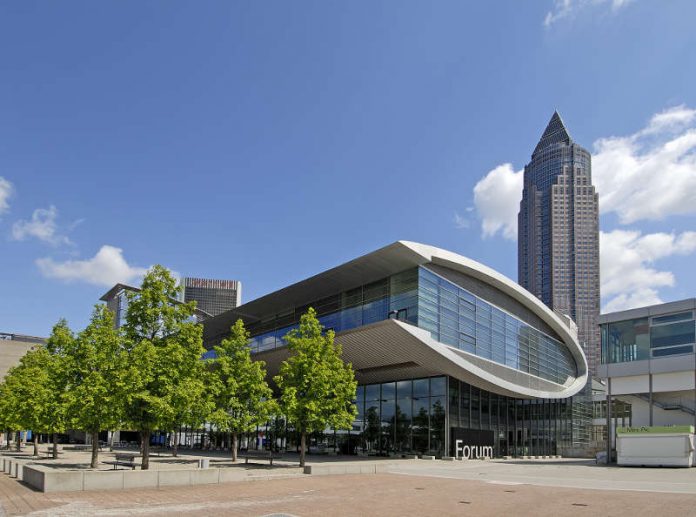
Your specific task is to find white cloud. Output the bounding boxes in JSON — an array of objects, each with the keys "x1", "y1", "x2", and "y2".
[
  {"x1": 593, "y1": 105, "x2": 696, "y2": 224},
  {"x1": 0, "y1": 177, "x2": 13, "y2": 215},
  {"x1": 474, "y1": 105, "x2": 696, "y2": 235},
  {"x1": 472, "y1": 163, "x2": 522, "y2": 240},
  {"x1": 453, "y1": 212, "x2": 471, "y2": 230},
  {"x1": 641, "y1": 104, "x2": 696, "y2": 135},
  {"x1": 36, "y1": 245, "x2": 148, "y2": 287},
  {"x1": 544, "y1": 0, "x2": 633, "y2": 27},
  {"x1": 600, "y1": 230, "x2": 696, "y2": 311},
  {"x1": 11, "y1": 205, "x2": 72, "y2": 246}
]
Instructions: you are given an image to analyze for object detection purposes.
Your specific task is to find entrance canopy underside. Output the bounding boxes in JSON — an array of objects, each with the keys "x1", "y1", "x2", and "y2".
[{"x1": 258, "y1": 319, "x2": 587, "y2": 400}]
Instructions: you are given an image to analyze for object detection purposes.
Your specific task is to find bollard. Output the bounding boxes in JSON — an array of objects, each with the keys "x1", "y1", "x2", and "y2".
[{"x1": 198, "y1": 458, "x2": 210, "y2": 469}]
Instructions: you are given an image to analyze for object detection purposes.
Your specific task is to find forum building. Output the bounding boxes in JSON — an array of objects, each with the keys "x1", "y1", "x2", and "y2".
[{"x1": 203, "y1": 241, "x2": 588, "y2": 458}]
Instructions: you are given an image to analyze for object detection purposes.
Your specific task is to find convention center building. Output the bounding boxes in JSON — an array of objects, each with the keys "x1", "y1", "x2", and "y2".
[{"x1": 202, "y1": 241, "x2": 589, "y2": 458}]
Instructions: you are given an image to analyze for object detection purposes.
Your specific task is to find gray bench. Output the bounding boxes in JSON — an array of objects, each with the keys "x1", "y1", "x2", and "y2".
[
  {"x1": 241, "y1": 450, "x2": 284, "y2": 466},
  {"x1": 40, "y1": 447, "x2": 63, "y2": 458},
  {"x1": 103, "y1": 453, "x2": 138, "y2": 470}
]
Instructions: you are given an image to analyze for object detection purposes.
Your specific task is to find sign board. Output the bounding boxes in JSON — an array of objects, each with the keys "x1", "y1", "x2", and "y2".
[
  {"x1": 617, "y1": 425, "x2": 695, "y2": 435},
  {"x1": 450, "y1": 428, "x2": 494, "y2": 459}
]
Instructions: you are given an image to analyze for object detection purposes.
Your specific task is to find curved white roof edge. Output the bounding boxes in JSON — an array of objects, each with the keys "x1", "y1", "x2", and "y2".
[
  {"x1": 393, "y1": 320, "x2": 587, "y2": 399},
  {"x1": 396, "y1": 240, "x2": 588, "y2": 382}
]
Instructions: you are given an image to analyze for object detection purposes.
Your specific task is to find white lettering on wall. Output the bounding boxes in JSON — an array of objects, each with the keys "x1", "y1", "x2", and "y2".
[{"x1": 454, "y1": 439, "x2": 493, "y2": 459}]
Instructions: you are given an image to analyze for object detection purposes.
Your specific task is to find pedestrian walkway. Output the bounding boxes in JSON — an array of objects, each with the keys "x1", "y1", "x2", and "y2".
[{"x1": 3, "y1": 469, "x2": 696, "y2": 516}]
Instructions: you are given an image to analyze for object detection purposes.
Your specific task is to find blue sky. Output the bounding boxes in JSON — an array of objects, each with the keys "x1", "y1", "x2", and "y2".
[{"x1": 1, "y1": 0, "x2": 695, "y2": 337}]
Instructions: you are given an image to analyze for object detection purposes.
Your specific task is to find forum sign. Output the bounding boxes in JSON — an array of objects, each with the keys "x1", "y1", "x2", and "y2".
[
  {"x1": 454, "y1": 440, "x2": 493, "y2": 459},
  {"x1": 451, "y1": 428, "x2": 495, "y2": 459}
]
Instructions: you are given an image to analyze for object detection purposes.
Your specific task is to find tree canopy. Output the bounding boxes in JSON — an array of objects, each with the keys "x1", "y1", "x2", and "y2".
[
  {"x1": 210, "y1": 319, "x2": 276, "y2": 461},
  {"x1": 121, "y1": 265, "x2": 208, "y2": 469},
  {"x1": 274, "y1": 308, "x2": 357, "y2": 467},
  {"x1": 64, "y1": 305, "x2": 126, "y2": 467},
  {"x1": 0, "y1": 346, "x2": 56, "y2": 455}
]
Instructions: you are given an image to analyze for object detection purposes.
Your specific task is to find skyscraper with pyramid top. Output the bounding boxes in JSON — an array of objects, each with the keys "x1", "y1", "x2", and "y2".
[{"x1": 518, "y1": 111, "x2": 600, "y2": 375}]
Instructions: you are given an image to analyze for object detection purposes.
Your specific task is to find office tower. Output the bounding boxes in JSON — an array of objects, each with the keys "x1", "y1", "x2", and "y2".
[
  {"x1": 518, "y1": 111, "x2": 600, "y2": 374},
  {"x1": 182, "y1": 278, "x2": 241, "y2": 317}
]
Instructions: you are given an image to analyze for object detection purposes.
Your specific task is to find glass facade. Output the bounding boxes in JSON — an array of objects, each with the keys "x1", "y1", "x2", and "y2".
[
  {"x1": 244, "y1": 268, "x2": 419, "y2": 353},
  {"x1": 601, "y1": 310, "x2": 695, "y2": 363},
  {"x1": 418, "y1": 268, "x2": 576, "y2": 385},
  {"x1": 241, "y1": 266, "x2": 576, "y2": 389},
  {"x1": 449, "y1": 378, "x2": 574, "y2": 457},
  {"x1": 353, "y1": 376, "x2": 447, "y2": 456},
  {"x1": 324, "y1": 375, "x2": 576, "y2": 458}
]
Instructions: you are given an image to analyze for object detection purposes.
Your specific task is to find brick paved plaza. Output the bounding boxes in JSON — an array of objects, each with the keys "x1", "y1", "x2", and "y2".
[{"x1": 2, "y1": 456, "x2": 696, "y2": 516}]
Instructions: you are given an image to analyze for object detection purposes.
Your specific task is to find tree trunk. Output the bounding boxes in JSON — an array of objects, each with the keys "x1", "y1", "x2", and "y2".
[
  {"x1": 232, "y1": 432, "x2": 238, "y2": 462},
  {"x1": 300, "y1": 431, "x2": 306, "y2": 467},
  {"x1": 53, "y1": 433, "x2": 59, "y2": 459},
  {"x1": 141, "y1": 430, "x2": 150, "y2": 470},
  {"x1": 33, "y1": 433, "x2": 39, "y2": 457},
  {"x1": 16, "y1": 431, "x2": 21, "y2": 452},
  {"x1": 90, "y1": 431, "x2": 99, "y2": 468},
  {"x1": 109, "y1": 430, "x2": 115, "y2": 452},
  {"x1": 6, "y1": 430, "x2": 11, "y2": 450},
  {"x1": 172, "y1": 431, "x2": 179, "y2": 458}
]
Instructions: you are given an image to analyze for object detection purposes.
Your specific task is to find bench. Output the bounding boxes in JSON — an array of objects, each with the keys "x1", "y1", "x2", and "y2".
[
  {"x1": 240, "y1": 450, "x2": 284, "y2": 466},
  {"x1": 102, "y1": 453, "x2": 138, "y2": 470},
  {"x1": 40, "y1": 446, "x2": 63, "y2": 458}
]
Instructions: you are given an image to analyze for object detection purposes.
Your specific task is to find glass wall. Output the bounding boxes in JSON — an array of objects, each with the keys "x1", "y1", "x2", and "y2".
[
  {"x1": 231, "y1": 265, "x2": 578, "y2": 390},
  {"x1": 349, "y1": 376, "x2": 575, "y2": 458},
  {"x1": 245, "y1": 269, "x2": 419, "y2": 353},
  {"x1": 448, "y1": 378, "x2": 575, "y2": 457},
  {"x1": 601, "y1": 310, "x2": 695, "y2": 364},
  {"x1": 601, "y1": 318, "x2": 650, "y2": 363},
  {"x1": 353, "y1": 376, "x2": 446, "y2": 457},
  {"x1": 418, "y1": 267, "x2": 576, "y2": 385}
]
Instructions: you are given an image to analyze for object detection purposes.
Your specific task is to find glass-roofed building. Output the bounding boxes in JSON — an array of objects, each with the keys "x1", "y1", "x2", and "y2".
[{"x1": 202, "y1": 241, "x2": 588, "y2": 458}]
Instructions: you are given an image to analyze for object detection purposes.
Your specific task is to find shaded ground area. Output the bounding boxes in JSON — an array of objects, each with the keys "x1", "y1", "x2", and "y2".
[{"x1": 2, "y1": 469, "x2": 696, "y2": 516}]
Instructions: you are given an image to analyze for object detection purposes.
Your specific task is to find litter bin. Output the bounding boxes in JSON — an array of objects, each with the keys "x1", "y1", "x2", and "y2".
[{"x1": 198, "y1": 458, "x2": 210, "y2": 469}]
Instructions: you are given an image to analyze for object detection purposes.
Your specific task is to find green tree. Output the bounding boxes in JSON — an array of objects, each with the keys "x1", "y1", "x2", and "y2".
[
  {"x1": 65, "y1": 305, "x2": 126, "y2": 468},
  {"x1": 44, "y1": 319, "x2": 75, "y2": 458},
  {"x1": 121, "y1": 265, "x2": 208, "y2": 470},
  {"x1": 162, "y1": 364, "x2": 213, "y2": 458},
  {"x1": 0, "y1": 377, "x2": 21, "y2": 450},
  {"x1": 1, "y1": 347, "x2": 55, "y2": 456},
  {"x1": 274, "y1": 308, "x2": 357, "y2": 467},
  {"x1": 210, "y1": 319, "x2": 276, "y2": 462}
]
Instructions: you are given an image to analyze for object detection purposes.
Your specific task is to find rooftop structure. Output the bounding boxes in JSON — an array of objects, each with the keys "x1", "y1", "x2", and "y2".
[
  {"x1": 0, "y1": 332, "x2": 45, "y2": 380},
  {"x1": 99, "y1": 283, "x2": 212, "y2": 328}
]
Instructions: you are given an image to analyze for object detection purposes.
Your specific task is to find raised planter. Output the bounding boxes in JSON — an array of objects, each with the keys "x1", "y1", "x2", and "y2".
[{"x1": 21, "y1": 464, "x2": 304, "y2": 493}]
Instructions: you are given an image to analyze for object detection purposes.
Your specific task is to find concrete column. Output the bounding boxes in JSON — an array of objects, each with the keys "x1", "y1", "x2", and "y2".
[
  {"x1": 444, "y1": 377, "x2": 450, "y2": 457},
  {"x1": 606, "y1": 377, "x2": 612, "y2": 464},
  {"x1": 649, "y1": 373, "x2": 653, "y2": 426}
]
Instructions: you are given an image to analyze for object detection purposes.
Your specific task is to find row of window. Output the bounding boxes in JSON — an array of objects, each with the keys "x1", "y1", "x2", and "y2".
[{"x1": 601, "y1": 312, "x2": 696, "y2": 364}]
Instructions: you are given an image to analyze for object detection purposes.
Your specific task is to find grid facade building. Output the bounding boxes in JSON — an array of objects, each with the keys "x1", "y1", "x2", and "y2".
[
  {"x1": 518, "y1": 111, "x2": 601, "y2": 375},
  {"x1": 182, "y1": 278, "x2": 241, "y2": 317}
]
